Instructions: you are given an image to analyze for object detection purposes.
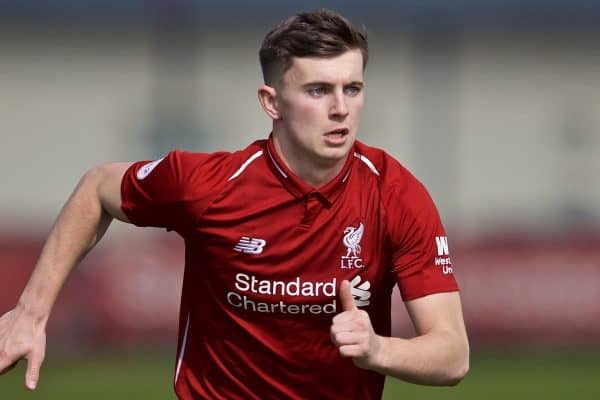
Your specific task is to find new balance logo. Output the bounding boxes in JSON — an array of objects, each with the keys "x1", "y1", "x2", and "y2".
[
  {"x1": 349, "y1": 275, "x2": 371, "y2": 307},
  {"x1": 233, "y1": 237, "x2": 266, "y2": 255},
  {"x1": 435, "y1": 236, "x2": 449, "y2": 256}
]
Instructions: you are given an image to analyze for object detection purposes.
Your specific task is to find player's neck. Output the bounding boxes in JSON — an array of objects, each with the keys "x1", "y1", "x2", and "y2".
[{"x1": 272, "y1": 133, "x2": 346, "y2": 188}]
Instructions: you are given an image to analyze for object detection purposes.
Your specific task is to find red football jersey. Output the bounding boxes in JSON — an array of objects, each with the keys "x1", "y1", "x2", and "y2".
[{"x1": 121, "y1": 136, "x2": 458, "y2": 399}]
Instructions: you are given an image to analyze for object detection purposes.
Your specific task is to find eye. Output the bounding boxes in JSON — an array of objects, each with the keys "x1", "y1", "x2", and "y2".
[
  {"x1": 345, "y1": 85, "x2": 362, "y2": 96},
  {"x1": 307, "y1": 87, "x2": 326, "y2": 97}
]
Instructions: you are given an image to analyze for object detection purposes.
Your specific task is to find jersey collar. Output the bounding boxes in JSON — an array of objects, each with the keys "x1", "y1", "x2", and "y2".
[{"x1": 265, "y1": 134, "x2": 355, "y2": 206}]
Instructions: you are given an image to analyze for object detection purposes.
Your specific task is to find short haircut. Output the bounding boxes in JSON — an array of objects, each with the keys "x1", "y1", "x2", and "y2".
[{"x1": 259, "y1": 9, "x2": 368, "y2": 86}]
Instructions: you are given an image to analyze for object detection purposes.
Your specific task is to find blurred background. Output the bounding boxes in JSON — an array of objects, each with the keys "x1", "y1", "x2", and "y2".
[{"x1": 1, "y1": 1, "x2": 599, "y2": 398}]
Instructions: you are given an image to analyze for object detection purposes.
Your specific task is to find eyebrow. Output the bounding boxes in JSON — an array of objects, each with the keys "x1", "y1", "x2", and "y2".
[{"x1": 301, "y1": 80, "x2": 364, "y2": 88}]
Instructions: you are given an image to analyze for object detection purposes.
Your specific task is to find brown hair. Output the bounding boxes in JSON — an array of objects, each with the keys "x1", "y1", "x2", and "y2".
[{"x1": 259, "y1": 9, "x2": 368, "y2": 85}]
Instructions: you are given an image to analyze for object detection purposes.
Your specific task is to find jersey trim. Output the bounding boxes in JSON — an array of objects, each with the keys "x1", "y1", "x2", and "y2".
[
  {"x1": 266, "y1": 146, "x2": 288, "y2": 178},
  {"x1": 354, "y1": 152, "x2": 380, "y2": 176},
  {"x1": 228, "y1": 150, "x2": 264, "y2": 181},
  {"x1": 175, "y1": 312, "x2": 191, "y2": 385},
  {"x1": 342, "y1": 170, "x2": 351, "y2": 183}
]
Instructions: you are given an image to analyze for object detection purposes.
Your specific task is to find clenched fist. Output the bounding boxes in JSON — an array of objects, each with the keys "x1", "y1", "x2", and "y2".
[{"x1": 330, "y1": 279, "x2": 383, "y2": 370}]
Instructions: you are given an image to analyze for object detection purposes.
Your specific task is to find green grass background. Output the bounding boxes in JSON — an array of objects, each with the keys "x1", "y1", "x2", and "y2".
[{"x1": 1, "y1": 349, "x2": 598, "y2": 399}]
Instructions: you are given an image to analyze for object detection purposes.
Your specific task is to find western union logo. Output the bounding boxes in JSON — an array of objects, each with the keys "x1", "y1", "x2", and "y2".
[{"x1": 435, "y1": 236, "x2": 449, "y2": 256}]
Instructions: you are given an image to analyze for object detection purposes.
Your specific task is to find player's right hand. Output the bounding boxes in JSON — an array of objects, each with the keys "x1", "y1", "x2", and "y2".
[{"x1": 0, "y1": 306, "x2": 47, "y2": 390}]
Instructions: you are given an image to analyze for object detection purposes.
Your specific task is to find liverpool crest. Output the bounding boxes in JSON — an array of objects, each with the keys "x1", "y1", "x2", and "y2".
[{"x1": 341, "y1": 223, "x2": 365, "y2": 269}]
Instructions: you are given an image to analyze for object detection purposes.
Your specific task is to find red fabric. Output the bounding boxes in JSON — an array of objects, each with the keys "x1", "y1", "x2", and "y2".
[{"x1": 120, "y1": 137, "x2": 458, "y2": 400}]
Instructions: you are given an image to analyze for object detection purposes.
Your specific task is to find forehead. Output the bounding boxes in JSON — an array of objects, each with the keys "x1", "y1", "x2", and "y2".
[{"x1": 283, "y1": 49, "x2": 364, "y2": 86}]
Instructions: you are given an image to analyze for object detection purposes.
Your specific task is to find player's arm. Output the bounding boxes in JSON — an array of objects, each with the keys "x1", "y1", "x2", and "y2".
[
  {"x1": 0, "y1": 162, "x2": 132, "y2": 390},
  {"x1": 376, "y1": 291, "x2": 469, "y2": 385},
  {"x1": 331, "y1": 283, "x2": 469, "y2": 386}
]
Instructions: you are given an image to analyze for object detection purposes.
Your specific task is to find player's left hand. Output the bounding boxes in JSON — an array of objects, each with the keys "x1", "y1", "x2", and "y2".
[{"x1": 330, "y1": 280, "x2": 383, "y2": 370}]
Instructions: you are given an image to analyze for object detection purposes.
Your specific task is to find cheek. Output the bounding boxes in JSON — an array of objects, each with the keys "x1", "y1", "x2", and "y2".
[
  {"x1": 287, "y1": 100, "x2": 324, "y2": 126},
  {"x1": 350, "y1": 96, "x2": 365, "y2": 114}
]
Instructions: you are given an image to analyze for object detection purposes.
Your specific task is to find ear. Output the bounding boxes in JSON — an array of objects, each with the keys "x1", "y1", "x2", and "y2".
[{"x1": 258, "y1": 84, "x2": 281, "y2": 120}]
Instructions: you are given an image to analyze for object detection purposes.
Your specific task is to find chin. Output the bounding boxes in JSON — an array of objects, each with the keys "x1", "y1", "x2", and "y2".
[{"x1": 318, "y1": 146, "x2": 352, "y2": 163}]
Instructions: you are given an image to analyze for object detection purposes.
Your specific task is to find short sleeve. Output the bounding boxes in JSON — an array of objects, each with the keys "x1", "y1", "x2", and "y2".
[
  {"x1": 121, "y1": 150, "x2": 216, "y2": 233},
  {"x1": 387, "y1": 180, "x2": 459, "y2": 301}
]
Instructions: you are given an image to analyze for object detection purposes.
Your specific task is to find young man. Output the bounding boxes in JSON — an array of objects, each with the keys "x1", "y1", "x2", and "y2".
[{"x1": 0, "y1": 9, "x2": 469, "y2": 399}]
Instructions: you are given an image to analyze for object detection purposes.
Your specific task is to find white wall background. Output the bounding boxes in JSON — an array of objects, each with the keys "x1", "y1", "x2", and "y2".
[{"x1": 1, "y1": 27, "x2": 598, "y2": 233}]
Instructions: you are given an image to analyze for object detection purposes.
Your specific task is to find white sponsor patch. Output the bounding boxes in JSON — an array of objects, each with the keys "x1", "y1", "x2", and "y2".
[{"x1": 136, "y1": 158, "x2": 165, "y2": 180}]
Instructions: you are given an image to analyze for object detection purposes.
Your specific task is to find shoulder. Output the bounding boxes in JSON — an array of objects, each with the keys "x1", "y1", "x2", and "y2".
[
  {"x1": 353, "y1": 141, "x2": 427, "y2": 199},
  {"x1": 167, "y1": 139, "x2": 266, "y2": 183},
  {"x1": 353, "y1": 141, "x2": 438, "y2": 225}
]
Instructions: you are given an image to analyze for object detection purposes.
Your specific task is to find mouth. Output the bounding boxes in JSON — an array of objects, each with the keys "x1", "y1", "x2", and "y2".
[
  {"x1": 325, "y1": 128, "x2": 349, "y2": 138},
  {"x1": 323, "y1": 128, "x2": 350, "y2": 147}
]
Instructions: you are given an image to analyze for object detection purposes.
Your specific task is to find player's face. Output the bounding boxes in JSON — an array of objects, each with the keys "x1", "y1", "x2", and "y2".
[{"x1": 277, "y1": 49, "x2": 365, "y2": 169}]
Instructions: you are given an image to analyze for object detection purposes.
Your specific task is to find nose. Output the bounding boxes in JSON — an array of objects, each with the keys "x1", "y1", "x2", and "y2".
[{"x1": 330, "y1": 89, "x2": 349, "y2": 118}]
